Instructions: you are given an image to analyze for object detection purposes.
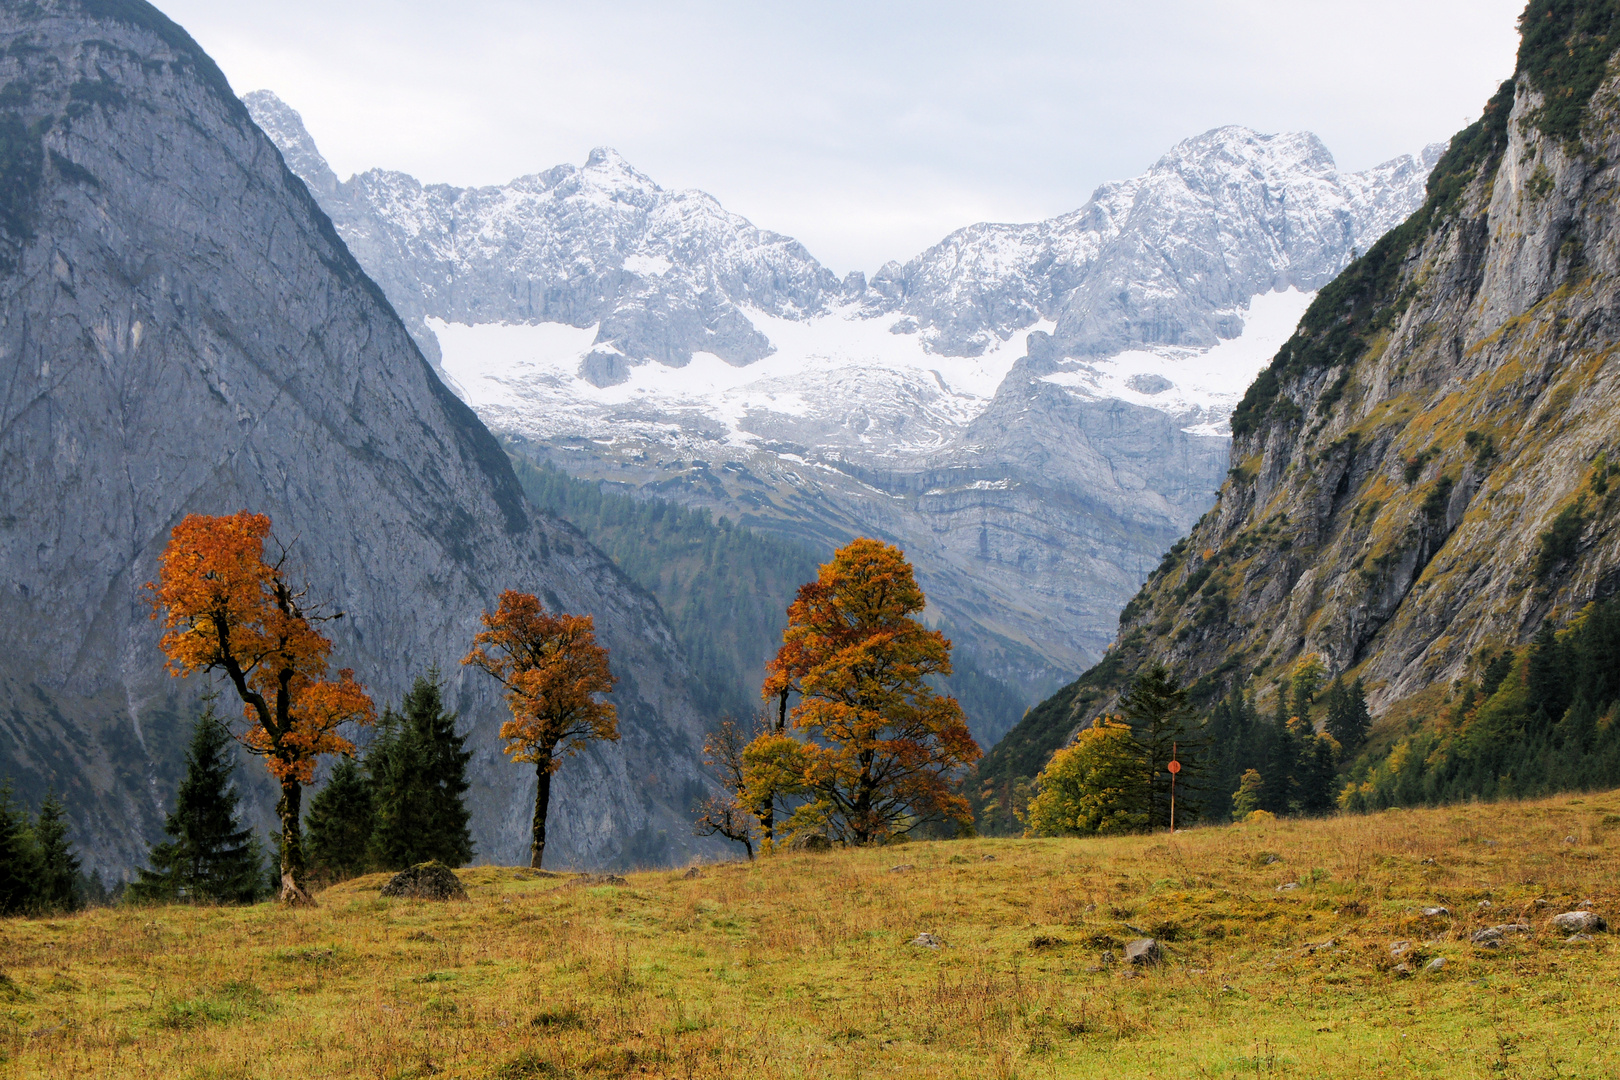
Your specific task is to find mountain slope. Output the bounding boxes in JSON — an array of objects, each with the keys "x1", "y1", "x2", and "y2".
[
  {"x1": 0, "y1": 0, "x2": 723, "y2": 873},
  {"x1": 979, "y1": 0, "x2": 1620, "y2": 822},
  {"x1": 244, "y1": 93, "x2": 1442, "y2": 731}
]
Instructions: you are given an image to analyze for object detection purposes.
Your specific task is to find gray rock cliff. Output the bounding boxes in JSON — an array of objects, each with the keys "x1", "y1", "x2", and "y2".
[{"x1": 0, "y1": 0, "x2": 722, "y2": 875}]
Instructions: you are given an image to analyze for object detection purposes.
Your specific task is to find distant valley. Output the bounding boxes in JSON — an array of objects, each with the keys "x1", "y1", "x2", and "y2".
[{"x1": 247, "y1": 90, "x2": 1444, "y2": 739}]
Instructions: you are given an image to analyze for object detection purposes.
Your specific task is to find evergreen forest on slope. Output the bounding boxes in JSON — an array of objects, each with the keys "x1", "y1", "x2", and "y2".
[{"x1": 507, "y1": 449, "x2": 1030, "y2": 748}]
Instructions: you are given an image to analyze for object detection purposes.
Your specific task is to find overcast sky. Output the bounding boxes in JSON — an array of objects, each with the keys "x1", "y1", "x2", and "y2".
[{"x1": 160, "y1": 0, "x2": 1526, "y2": 275}]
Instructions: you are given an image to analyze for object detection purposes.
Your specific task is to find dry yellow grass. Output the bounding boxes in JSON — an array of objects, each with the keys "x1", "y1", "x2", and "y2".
[{"x1": 4, "y1": 792, "x2": 1620, "y2": 1078}]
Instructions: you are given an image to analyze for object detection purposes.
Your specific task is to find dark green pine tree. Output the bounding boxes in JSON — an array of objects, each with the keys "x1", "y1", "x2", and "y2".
[
  {"x1": 0, "y1": 782, "x2": 39, "y2": 915},
  {"x1": 368, "y1": 673, "x2": 474, "y2": 870},
  {"x1": 1298, "y1": 736, "x2": 1341, "y2": 816},
  {"x1": 33, "y1": 792, "x2": 82, "y2": 913},
  {"x1": 1324, "y1": 676, "x2": 1371, "y2": 755},
  {"x1": 1118, "y1": 664, "x2": 1203, "y2": 830},
  {"x1": 305, "y1": 756, "x2": 376, "y2": 882},
  {"x1": 1260, "y1": 694, "x2": 1297, "y2": 814},
  {"x1": 130, "y1": 707, "x2": 263, "y2": 904}
]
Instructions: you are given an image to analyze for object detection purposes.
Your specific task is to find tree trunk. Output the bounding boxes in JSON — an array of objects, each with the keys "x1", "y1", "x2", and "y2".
[
  {"x1": 277, "y1": 780, "x2": 314, "y2": 906},
  {"x1": 531, "y1": 757, "x2": 552, "y2": 869}
]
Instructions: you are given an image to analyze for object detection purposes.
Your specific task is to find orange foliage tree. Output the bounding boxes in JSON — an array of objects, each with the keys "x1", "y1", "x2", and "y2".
[
  {"x1": 759, "y1": 538, "x2": 980, "y2": 845},
  {"x1": 147, "y1": 512, "x2": 375, "y2": 904},
  {"x1": 462, "y1": 591, "x2": 617, "y2": 868}
]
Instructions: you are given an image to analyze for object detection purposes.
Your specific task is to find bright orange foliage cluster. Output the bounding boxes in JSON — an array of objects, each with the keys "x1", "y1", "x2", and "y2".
[
  {"x1": 147, "y1": 511, "x2": 375, "y2": 784},
  {"x1": 760, "y1": 538, "x2": 980, "y2": 844},
  {"x1": 462, "y1": 590, "x2": 618, "y2": 769}
]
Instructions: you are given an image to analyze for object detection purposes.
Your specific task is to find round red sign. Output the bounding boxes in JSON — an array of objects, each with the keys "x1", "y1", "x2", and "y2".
[{"x1": 1167, "y1": 760, "x2": 1181, "y2": 774}]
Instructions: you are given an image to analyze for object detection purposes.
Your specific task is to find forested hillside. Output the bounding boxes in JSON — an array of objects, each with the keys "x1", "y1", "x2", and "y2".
[
  {"x1": 977, "y1": 0, "x2": 1620, "y2": 835},
  {"x1": 509, "y1": 451, "x2": 1028, "y2": 747}
]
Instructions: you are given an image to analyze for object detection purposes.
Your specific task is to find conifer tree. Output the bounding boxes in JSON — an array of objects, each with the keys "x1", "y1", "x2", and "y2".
[
  {"x1": 32, "y1": 793, "x2": 82, "y2": 913},
  {"x1": 1117, "y1": 664, "x2": 1202, "y2": 829},
  {"x1": 1261, "y1": 695, "x2": 1297, "y2": 813},
  {"x1": 305, "y1": 756, "x2": 375, "y2": 881},
  {"x1": 368, "y1": 674, "x2": 474, "y2": 869},
  {"x1": 0, "y1": 783, "x2": 39, "y2": 915},
  {"x1": 131, "y1": 707, "x2": 263, "y2": 904},
  {"x1": 1325, "y1": 677, "x2": 1372, "y2": 754}
]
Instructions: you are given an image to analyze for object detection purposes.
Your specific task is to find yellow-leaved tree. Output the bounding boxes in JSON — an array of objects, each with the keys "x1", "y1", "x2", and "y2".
[
  {"x1": 1021, "y1": 718, "x2": 1150, "y2": 837},
  {"x1": 462, "y1": 591, "x2": 617, "y2": 868},
  {"x1": 756, "y1": 538, "x2": 980, "y2": 845},
  {"x1": 147, "y1": 511, "x2": 375, "y2": 905}
]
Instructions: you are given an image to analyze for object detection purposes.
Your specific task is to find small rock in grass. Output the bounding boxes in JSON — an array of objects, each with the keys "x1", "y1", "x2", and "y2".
[
  {"x1": 981, "y1": 854, "x2": 996, "y2": 862},
  {"x1": 1124, "y1": 938, "x2": 1162, "y2": 966},
  {"x1": 910, "y1": 932, "x2": 942, "y2": 950},
  {"x1": 1565, "y1": 933, "x2": 1595, "y2": 945},
  {"x1": 1393, "y1": 963, "x2": 1413, "y2": 977},
  {"x1": 574, "y1": 873, "x2": 628, "y2": 887},
  {"x1": 1477, "y1": 900, "x2": 1493, "y2": 910},
  {"x1": 1563, "y1": 835, "x2": 1577, "y2": 845},
  {"x1": 1420, "y1": 906, "x2": 1451, "y2": 918},
  {"x1": 1550, "y1": 911, "x2": 1607, "y2": 934},
  {"x1": 1390, "y1": 941, "x2": 1413, "y2": 959},
  {"x1": 889, "y1": 864, "x2": 914, "y2": 873},
  {"x1": 380, "y1": 861, "x2": 468, "y2": 901},
  {"x1": 1424, "y1": 957, "x2": 1446, "y2": 973},
  {"x1": 1276, "y1": 882, "x2": 1301, "y2": 891},
  {"x1": 1262, "y1": 854, "x2": 1280, "y2": 865},
  {"x1": 1304, "y1": 939, "x2": 1336, "y2": 954},
  {"x1": 1470, "y1": 923, "x2": 1530, "y2": 947},
  {"x1": 1100, "y1": 951, "x2": 1116, "y2": 965}
]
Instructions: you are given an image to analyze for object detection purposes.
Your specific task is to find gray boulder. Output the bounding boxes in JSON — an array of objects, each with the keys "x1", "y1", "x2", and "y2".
[
  {"x1": 1124, "y1": 938, "x2": 1162, "y2": 966},
  {"x1": 381, "y1": 862, "x2": 468, "y2": 901},
  {"x1": 1550, "y1": 911, "x2": 1607, "y2": 934}
]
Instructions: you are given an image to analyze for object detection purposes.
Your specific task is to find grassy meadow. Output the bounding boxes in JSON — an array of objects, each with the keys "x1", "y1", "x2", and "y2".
[{"x1": 4, "y1": 793, "x2": 1620, "y2": 1079}]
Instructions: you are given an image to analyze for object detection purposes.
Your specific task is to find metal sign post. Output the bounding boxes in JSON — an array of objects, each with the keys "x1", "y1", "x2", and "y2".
[{"x1": 1167, "y1": 742, "x2": 1181, "y2": 834}]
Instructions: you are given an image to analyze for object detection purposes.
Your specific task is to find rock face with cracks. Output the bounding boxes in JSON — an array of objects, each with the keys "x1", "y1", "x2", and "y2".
[{"x1": 0, "y1": 0, "x2": 724, "y2": 875}]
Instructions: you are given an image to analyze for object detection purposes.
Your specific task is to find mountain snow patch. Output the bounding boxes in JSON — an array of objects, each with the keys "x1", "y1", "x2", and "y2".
[{"x1": 1038, "y1": 287, "x2": 1316, "y2": 435}]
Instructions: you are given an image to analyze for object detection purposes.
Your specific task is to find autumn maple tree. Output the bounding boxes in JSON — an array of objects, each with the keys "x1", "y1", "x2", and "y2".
[
  {"x1": 147, "y1": 512, "x2": 375, "y2": 905},
  {"x1": 758, "y1": 538, "x2": 980, "y2": 845},
  {"x1": 462, "y1": 591, "x2": 617, "y2": 869}
]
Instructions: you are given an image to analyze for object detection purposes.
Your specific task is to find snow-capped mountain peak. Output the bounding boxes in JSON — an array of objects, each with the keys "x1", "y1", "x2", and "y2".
[{"x1": 245, "y1": 86, "x2": 1446, "y2": 738}]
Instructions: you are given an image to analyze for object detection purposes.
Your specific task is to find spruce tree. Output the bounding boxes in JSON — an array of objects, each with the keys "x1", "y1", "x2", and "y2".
[
  {"x1": 305, "y1": 756, "x2": 375, "y2": 881},
  {"x1": 0, "y1": 783, "x2": 39, "y2": 915},
  {"x1": 1117, "y1": 664, "x2": 1203, "y2": 829},
  {"x1": 368, "y1": 674, "x2": 474, "y2": 869},
  {"x1": 130, "y1": 707, "x2": 263, "y2": 904},
  {"x1": 1324, "y1": 677, "x2": 1371, "y2": 755},
  {"x1": 33, "y1": 793, "x2": 82, "y2": 913},
  {"x1": 1260, "y1": 695, "x2": 1296, "y2": 813}
]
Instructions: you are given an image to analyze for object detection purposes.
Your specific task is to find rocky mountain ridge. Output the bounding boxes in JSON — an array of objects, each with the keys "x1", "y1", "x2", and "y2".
[
  {"x1": 0, "y1": 0, "x2": 724, "y2": 874},
  {"x1": 245, "y1": 92, "x2": 1444, "y2": 732},
  {"x1": 979, "y1": 2, "x2": 1620, "y2": 810}
]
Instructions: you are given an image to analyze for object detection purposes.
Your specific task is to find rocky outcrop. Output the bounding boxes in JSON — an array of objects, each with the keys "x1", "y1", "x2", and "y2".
[
  {"x1": 0, "y1": 0, "x2": 722, "y2": 874},
  {"x1": 983, "y1": 3, "x2": 1620, "y2": 793}
]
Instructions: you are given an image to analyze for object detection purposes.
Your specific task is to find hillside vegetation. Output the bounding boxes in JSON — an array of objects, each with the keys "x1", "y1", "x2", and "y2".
[
  {"x1": 3, "y1": 792, "x2": 1618, "y2": 1078},
  {"x1": 976, "y1": 0, "x2": 1620, "y2": 830},
  {"x1": 510, "y1": 451, "x2": 1029, "y2": 747}
]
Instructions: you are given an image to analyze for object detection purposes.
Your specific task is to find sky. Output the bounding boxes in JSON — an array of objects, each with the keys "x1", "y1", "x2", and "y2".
[{"x1": 159, "y1": 0, "x2": 1526, "y2": 276}]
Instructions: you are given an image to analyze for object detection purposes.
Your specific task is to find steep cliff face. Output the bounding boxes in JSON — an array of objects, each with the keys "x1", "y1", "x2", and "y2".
[
  {"x1": 982, "y1": 1, "x2": 1620, "y2": 800},
  {"x1": 0, "y1": 0, "x2": 722, "y2": 873}
]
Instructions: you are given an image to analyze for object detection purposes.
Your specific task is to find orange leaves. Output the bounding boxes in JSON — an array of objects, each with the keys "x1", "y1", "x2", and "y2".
[
  {"x1": 462, "y1": 590, "x2": 617, "y2": 767},
  {"x1": 757, "y1": 538, "x2": 980, "y2": 844},
  {"x1": 146, "y1": 512, "x2": 375, "y2": 781}
]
